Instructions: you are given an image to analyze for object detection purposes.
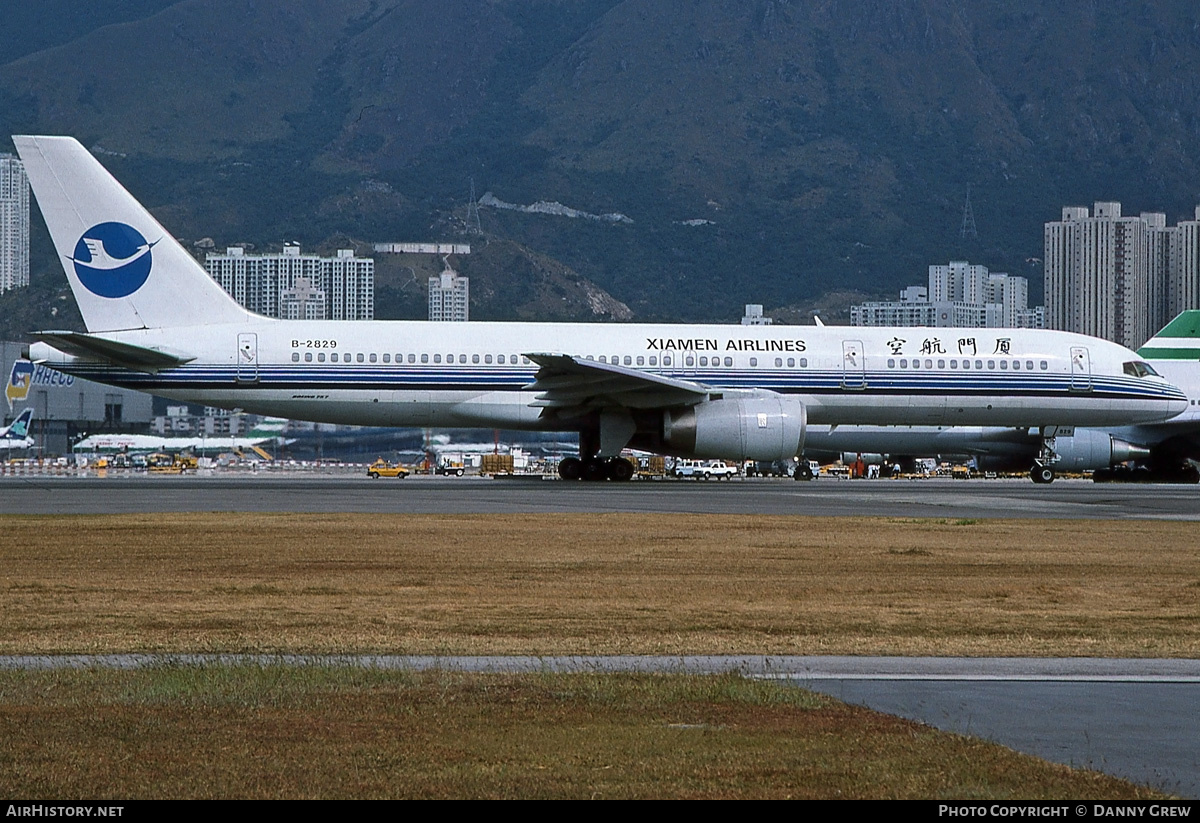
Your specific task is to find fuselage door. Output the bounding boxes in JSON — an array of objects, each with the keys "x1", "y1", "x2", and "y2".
[
  {"x1": 841, "y1": 340, "x2": 866, "y2": 389},
  {"x1": 237, "y1": 333, "x2": 259, "y2": 383},
  {"x1": 1069, "y1": 346, "x2": 1091, "y2": 391}
]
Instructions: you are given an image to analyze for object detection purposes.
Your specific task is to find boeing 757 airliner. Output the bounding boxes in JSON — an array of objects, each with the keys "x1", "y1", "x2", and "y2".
[{"x1": 13, "y1": 136, "x2": 1188, "y2": 480}]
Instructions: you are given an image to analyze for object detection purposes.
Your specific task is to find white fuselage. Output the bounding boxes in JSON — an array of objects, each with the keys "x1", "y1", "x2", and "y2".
[{"x1": 35, "y1": 318, "x2": 1188, "y2": 432}]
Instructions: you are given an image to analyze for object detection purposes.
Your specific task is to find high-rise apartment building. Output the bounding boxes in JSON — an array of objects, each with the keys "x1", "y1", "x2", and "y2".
[
  {"x1": 205, "y1": 245, "x2": 373, "y2": 320},
  {"x1": 851, "y1": 262, "x2": 1041, "y2": 329},
  {"x1": 428, "y1": 262, "x2": 469, "y2": 321},
  {"x1": 0, "y1": 154, "x2": 29, "y2": 294},
  {"x1": 1169, "y1": 207, "x2": 1200, "y2": 323},
  {"x1": 279, "y1": 276, "x2": 327, "y2": 320},
  {"x1": 1042, "y1": 202, "x2": 1197, "y2": 349}
]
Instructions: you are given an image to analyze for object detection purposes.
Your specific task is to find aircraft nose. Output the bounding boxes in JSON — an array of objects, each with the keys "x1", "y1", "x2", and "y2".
[{"x1": 1165, "y1": 386, "x2": 1189, "y2": 418}]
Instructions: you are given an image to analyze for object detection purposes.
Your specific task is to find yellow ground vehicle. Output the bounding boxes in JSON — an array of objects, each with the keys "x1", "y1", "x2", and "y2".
[
  {"x1": 367, "y1": 459, "x2": 410, "y2": 479},
  {"x1": 146, "y1": 453, "x2": 198, "y2": 474}
]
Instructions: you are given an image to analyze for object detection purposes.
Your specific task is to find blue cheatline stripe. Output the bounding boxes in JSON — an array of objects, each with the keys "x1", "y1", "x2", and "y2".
[{"x1": 56, "y1": 363, "x2": 1185, "y2": 401}]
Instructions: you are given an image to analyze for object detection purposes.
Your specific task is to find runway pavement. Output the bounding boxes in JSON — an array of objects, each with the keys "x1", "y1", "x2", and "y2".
[{"x1": 1, "y1": 472, "x2": 1199, "y2": 518}]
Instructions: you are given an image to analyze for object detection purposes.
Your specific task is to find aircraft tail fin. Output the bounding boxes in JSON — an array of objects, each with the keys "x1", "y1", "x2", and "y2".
[
  {"x1": 1138, "y1": 311, "x2": 1200, "y2": 360},
  {"x1": 2, "y1": 408, "x2": 33, "y2": 440},
  {"x1": 12, "y1": 135, "x2": 251, "y2": 333}
]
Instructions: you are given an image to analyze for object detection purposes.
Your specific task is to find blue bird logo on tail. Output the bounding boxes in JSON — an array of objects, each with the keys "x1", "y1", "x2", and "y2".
[{"x1": 69, "y1": 222, "x2": 158, "y2": 298}]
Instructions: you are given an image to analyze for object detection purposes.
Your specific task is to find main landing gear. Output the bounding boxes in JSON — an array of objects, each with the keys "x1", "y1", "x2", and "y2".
[
  {"x1": 558, "y1": 455, "x2": 635, "y2": 481},
  {"x1": 1030, "y1": 464, "x2": 1055, "y2": 484},
  {"x1": 558, "y1": 421, "x2": 636, "y2": 481}
]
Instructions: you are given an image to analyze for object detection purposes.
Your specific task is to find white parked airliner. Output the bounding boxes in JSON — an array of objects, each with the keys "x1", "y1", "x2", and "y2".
[{"x1": 13, "y1": 136, "x2": 1188, "y2": 480}]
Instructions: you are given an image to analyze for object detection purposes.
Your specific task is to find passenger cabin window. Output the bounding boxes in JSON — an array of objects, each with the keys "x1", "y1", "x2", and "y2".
[
  {"x1": 369, "y1": 354, "x2": 377, "y2": 363},
  {"x1": 318, "y1": 353, "x2": 325, "y2": 362},
  {"x1": 663, "y1": 356, "x2": 672, "y2": 366},
  {"x1": 649, "y1": 356, "x2": 657, "y2": 366},
  {"x1": 724, "y1": 357, "x2": 733, "y2": 367},
  {"x1": 787, "y1": 358, "x2": 795, "y2": 367},
  {"x1": 686, "y1": 356, "x2": 695, "y2": 366},
  {"x1": 292, "y1": 353, "x2": 300, "y2": 362},
  {"x1": 485, "y1": 354, "x2": 493, "y2": 364},
  {"x1": 383, "y1": 354, "x2": 391, "y2": 363},
  {"x1": 421, "y1": 354, "x2": 429, "y2": 364},
  {"x1": 434, "y1": 354, "x2": 442, "y2": 364},
  {"x1": 799, "y1": 358, "x2": 808, "y2": 367},
  {"x1": 304, "y1": 353, "x2": 312, "y2": 362},
  {"x1": 751, "y1": 357, "x2": 759, "y2": 367},
  {"x1": 357, "y1": 353, "x2": 365, "y2": 363},
  {"x1": 473, "y1": 354, "x2": 480, "y2": 364},
  {"x1": 775, "y1": 357, "x2": 783, "y2": 367}
]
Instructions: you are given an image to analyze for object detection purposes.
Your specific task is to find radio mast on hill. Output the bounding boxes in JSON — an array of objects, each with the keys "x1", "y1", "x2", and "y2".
[
  {"x1": 466, "y1": 177, "x2": 482, "y2": 235},
  {"x1": 960, "y1": 185, "x2": 978, "y2": 240}
]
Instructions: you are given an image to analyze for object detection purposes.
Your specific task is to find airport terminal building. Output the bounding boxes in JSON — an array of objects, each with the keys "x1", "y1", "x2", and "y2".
[{"x1": 2, "y1": 341, "x2": 153, "y2": 455}]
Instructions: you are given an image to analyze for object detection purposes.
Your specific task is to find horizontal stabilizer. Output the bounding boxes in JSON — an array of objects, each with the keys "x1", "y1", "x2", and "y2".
[{"x1": 32, "y1": 331, "x2": 194, "y2": 372}]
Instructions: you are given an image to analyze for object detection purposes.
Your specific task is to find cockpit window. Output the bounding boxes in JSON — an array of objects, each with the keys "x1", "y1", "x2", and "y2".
[{"x1": 1123, "y1": 361, "x2": 1160, "y2": 378}]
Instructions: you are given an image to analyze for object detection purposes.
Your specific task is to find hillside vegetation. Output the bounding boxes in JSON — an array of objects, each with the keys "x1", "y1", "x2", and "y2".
[{"x1": 4, "y1": 0, "x2": 1199, "y2": 322}]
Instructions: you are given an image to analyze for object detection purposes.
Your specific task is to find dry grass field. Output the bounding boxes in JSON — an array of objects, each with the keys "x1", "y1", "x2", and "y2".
[
  {"x1": 0, "y1": 512, "x2": 1189, "y2": 798},
  {"x1": 0, "y1": 666, "x2": 1166, "y2": 800},
  {"x1": 1, "y1": 513, "x2": 1196, "y2": 657}
]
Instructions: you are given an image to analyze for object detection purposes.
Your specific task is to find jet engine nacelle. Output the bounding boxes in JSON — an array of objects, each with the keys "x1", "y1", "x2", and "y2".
[
  {"x1": 662, "y1": 395, "x2": 806, "y2": 461},
  {"x1": 1051, "y1": 430, "x2": 1150, "y2": 470}
]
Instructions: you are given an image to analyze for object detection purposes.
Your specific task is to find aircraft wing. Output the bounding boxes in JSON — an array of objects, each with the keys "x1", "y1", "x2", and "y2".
[
  {"x1": 524, "y1": 353, "x2": 712, "y2": 410},
  {"x1": 32, "y1": 331, "x2": 194, "y2": 372}
]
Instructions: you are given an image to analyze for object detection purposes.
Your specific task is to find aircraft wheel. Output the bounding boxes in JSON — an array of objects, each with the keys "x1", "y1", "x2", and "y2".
[
  {"x1": 607, "y1": 458, "x2": 634, "y2": 482},
  {"x1": 795, "y1": 465, "x2": 814, "y2": 481},
  {"x1": 1031, "y1": 465, "x2": 1055, "y2": 484},
  {"x1": 582, "y1": 458, "x2": 609, "y2": 482},
  {"x1": 558, "y1": 457, "x2": 582, "y2": 481}
]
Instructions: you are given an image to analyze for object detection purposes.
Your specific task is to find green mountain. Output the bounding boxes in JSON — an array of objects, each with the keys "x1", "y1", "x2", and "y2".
[{"x1": 4, "y1": 0, "x2": 1200, "y2": 323}]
